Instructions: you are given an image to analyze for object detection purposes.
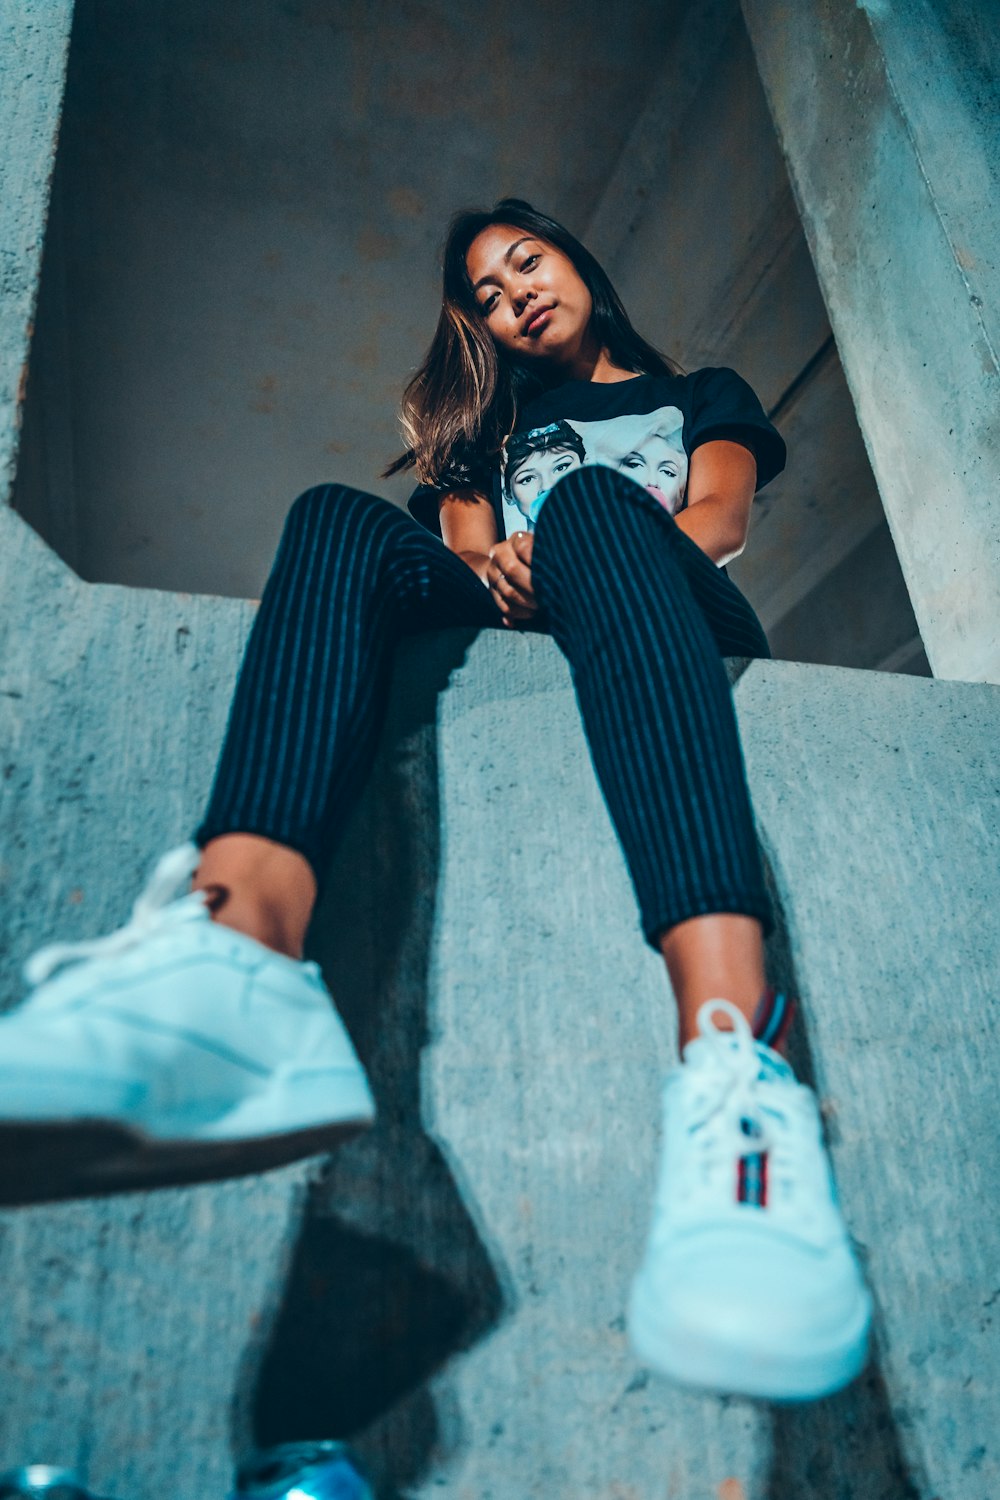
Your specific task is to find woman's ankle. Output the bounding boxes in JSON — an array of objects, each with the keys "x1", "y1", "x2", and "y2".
[
  {"x1": 199, "y1": 887, "x2": 306, "y2": 960},
  {"x1": 191, "y1": 833, "x2": 317, "y2": 960},
  {"x1": 658, "y1": 911, "x2": 772, "y2": 1052}
]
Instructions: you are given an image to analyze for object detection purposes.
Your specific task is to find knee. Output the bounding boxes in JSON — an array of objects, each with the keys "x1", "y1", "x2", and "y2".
[
  {"x1": 536, "y1": 464, "x2": 639, "y2": 533},
  {"x1": 535, "y1": 464, "x2": 678, "y2": 548},
  {"x1": 283, "y1": 482, "x2": 399, "y2": 546}
]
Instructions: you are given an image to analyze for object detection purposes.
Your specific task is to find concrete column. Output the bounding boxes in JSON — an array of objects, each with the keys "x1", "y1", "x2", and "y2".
[
  {"x1": 740, "y1": 0, "x2": 1000, "y2": 684},
  {"x1": 0, "y1": 0, "x2": 75, "y2": 502}
]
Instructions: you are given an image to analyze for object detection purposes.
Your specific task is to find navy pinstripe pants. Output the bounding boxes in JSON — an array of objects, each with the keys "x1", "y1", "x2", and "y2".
[{"x1": 194, "y1": 466, "x2": 774, "y2": 948}]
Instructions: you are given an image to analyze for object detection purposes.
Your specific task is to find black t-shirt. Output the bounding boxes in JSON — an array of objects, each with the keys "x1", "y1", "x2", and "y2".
[{"x1": 407, "y1": 366, "x2": 785, "y2": 541}]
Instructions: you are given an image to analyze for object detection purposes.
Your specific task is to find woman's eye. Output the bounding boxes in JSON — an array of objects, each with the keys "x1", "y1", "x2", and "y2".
[
  {"x1": 620, "y1": 453, "x2": 644, "y2": 470},
  {"x1": 481, "y1": 292, "x2": 498, "y2": 313},
  {"x1": 553, "y1": 456, "x2": 573, "y2": 473},
  {"x1": 521, "y1": 254, "x2": 539, "y2": 271},
  {"x1": 660, "y1": 462, "x2": 679, "y2": 478}
]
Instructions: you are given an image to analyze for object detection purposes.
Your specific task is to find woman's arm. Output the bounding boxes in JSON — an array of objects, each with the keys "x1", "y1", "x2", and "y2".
[
  {"x1": 439, "y1": 488, "x2": 498, "y2": 583},
  {"x1": 440, "y1": 488, "x2": 538, "y2": 624},
  {"x1": 673, "y1": 439, "x2": 757, "y2": 567}
]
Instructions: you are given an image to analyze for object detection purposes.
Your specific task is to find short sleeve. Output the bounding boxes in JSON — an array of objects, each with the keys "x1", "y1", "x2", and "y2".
[
  {"x1": 406, "y1": 483, "x2": 445, "y2": 537},
  {"x1": 685, "y1": 367, "x2": 786, "y2": 493},
  {"x1": 405, "y1": 444, "x2": 495, "y2": 538}
]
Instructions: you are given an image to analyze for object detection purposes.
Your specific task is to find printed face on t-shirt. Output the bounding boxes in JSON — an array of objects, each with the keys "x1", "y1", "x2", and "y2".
[
  {"x1": 573, "y1": 409, "x2": 688, "y2": 516},
  {"x1": 500, "y1": 404, "x2": 689, "y2": 534},
  {"x1": 615, "y1": 432, "x2": 687, "y2": 514},
  {"x1": 508, "y1": 445, "x2": 583, "y2": 521}
]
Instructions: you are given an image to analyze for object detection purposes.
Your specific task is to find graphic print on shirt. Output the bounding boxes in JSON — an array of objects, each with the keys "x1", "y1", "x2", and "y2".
[{"x1": 501, "y1": 405, "x2": 687, "y2": 535}]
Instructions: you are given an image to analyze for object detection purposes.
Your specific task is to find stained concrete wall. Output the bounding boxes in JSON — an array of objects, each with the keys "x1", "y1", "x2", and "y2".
[
  {"x1": 585, "y1": 0, "x2": 928, "y2": 676},
  {"x1": 0, "y1": 0, "x2": 74, "y2": 502},
  {"x1": 741, "y1": 0, "x2": 1000, "y2": 684},
  {"x1": 1, "y1": 493, "x2": 999, "y2": 1497},
  {"x1": 11, "y1": 0, "x2": 929, "y2": 676},
  {"x1": 10, "y1": 0, "x2": 681, "y2": 600}
]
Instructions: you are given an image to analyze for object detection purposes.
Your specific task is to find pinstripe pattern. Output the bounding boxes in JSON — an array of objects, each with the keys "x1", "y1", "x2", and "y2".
[
  {"x1": 530, "y1": 465, "x2": 772, "y2": 944},
  {"x1": 194, "y1": 471, "x2": 773, "y2": 946},
  {"x1": 194, "y1": 485, "x2": 500, "y2": 885}
]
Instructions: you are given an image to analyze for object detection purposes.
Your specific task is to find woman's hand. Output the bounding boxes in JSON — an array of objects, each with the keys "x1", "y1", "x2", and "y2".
[{"x1": 488, "y1": 531, "x2": 538, "y2": 626}]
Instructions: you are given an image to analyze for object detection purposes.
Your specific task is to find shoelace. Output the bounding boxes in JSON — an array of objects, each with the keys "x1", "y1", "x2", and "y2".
[
  {"x1": 686, "y1": 999, "x2": 778, "y2": 1156},
  {"x1": 23, "y1": 842, "x2": 206, "y2": 987}
]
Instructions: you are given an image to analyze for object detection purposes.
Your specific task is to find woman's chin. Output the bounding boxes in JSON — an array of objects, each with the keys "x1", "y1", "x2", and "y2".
[{"x1": 646, "y1": 485, "x2": 680, "y2": 514}]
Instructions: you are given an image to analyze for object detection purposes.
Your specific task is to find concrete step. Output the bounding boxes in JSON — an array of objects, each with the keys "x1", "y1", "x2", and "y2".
[{"x1": 1, "y1": 505, "x2": 998, "y2": 1498}]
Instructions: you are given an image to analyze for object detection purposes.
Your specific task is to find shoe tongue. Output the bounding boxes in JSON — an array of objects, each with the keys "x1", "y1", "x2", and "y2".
[
  {"x1": 755, "y1": 1045, "x2": 794, "y2": 1085},
  {"x1": 682, "y1": 1032, "x2": 794, "y2": 1085}
]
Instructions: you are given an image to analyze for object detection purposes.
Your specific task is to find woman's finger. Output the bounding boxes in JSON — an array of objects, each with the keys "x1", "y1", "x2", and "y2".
[
  {"x1": 488, "y1": 579, "x2": 505, "y2": 612},
  {"x1": 490, "y1": 560, "x2": 533, "y2": 608},
  {"x1": 489, "y1": 571, "x2": 536, "y2": 621},
  {"x1": 500, "y1": 563, "x2": 536, "y2": 605},
  {"x1": 490, "y1": 542, "x2": 534, "y2": 597},
  {"x1": 502, "y1": 586, "x2": 539, "y2": 617},
  {"x1": 496, "y1": 575, "x2": 534, "y2": 609}
]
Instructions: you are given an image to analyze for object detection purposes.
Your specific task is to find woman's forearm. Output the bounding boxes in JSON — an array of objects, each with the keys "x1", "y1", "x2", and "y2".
[
  {"x1": 456, "y1": 549, "x2": 492, "y2": 585},
  {"x1": 673, "y1": 495, "x2": 747, "y2": 568}
]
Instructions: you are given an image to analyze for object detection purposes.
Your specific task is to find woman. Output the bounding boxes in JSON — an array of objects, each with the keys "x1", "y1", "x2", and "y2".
[{"x1": 1, "y1": 200, "x2": 871, "y2": 1402}]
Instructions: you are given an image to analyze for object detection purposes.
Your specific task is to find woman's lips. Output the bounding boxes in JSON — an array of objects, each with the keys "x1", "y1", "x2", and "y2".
[{"x1": 523, "y1": 307, "x2": 553, "y2": 336}]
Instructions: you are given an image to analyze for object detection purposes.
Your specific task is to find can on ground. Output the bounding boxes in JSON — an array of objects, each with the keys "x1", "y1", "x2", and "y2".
[
  {"x1": 230, "y1": 1442, "x2": 375, "y2": 1500},
  {"x1": 0, "y1": 1468, "x2": 117, "y2": 1500}
]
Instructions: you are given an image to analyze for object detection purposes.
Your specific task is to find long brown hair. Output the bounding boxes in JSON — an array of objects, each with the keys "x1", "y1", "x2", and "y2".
[{"x1": 384, "y1": 198, "x2": 682, "y2": 488}]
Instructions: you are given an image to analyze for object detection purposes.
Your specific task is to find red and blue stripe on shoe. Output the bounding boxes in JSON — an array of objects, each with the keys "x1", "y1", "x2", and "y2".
[{"x1": 736, "y1": 987, "x2": 796, "y2": 1208}]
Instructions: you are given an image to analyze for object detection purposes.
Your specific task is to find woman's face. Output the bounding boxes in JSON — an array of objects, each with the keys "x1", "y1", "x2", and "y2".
[
  {"x1": 509, "y1": 445, "x2": 582, "y2": 518},
  {"x1": 466, "y1": 224, "x2": 594, "y2": 370},
  {"x1": 617, "y1": 433, "x2": 688, "y2": 514}
]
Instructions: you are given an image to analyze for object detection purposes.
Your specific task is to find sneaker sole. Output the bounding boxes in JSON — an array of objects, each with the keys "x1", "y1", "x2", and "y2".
[
  {"x1": 0, "y1": 1077, "x2": 375, "y2": 1204},
  {"x1": 627, "y1": 1271, "x2": 872, "y2": 1403}
]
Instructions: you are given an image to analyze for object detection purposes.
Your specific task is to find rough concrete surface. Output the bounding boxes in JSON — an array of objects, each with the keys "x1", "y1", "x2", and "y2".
[
  {"x1": 741, "y1": 0, "x2": 1000, "y2": 683},
  {"x1": 12, "y1": 0, "x2": 927, "y2": 677},
  {"x1": 2, "y1": 3, "x2": 998, "y2": 1496},
  {"x1": 1, "y1": 496, "x2": 999, "y2": 1498},
  {"x1": 0, "y1": 0, "x2": 74, "y2": 497}
]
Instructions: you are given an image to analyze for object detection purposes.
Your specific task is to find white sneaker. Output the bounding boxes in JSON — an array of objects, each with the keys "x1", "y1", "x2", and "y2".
[
  {"x1": 627, "y1": 999, "x2": 872, "y2": 1401},
  {"x1": 0, "y1": 842, "x2": 375, "y2": 1202}
]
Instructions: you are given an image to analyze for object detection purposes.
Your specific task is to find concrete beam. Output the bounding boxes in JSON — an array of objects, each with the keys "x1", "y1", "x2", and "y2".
[
  {"x1": 730, "y1": 341, "x2": 886, "y2": 637},
  {"x1": 0, "y1": 0, "x2": 75, "y2": 504},
  {"x1": 740, "y1": 0, "x2": 1000, "y2": 683},
  {"x1": 586, "y1": 1, "x2": 832, "y2": 416},
  {"x1": 585, "y1": 0, "x2": 740, "y2": 281}
]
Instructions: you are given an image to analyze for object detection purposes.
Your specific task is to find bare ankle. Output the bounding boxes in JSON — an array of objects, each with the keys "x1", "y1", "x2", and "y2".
[
  {"x1": 201, "y1": 891, "x2": 304, "y2": 960},
  {"x1": 191, "y1": 833, "x2": 317, "y2": 960},
  {"x1": 658, "y1": 912, "x2": 769, "y2": 1052}
]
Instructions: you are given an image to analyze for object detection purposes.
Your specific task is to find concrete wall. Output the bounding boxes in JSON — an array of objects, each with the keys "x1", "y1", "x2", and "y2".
[
  {"x1": 11, "y1": 0, "x2": 929, "y2": 674},
  {"x1": 11, "y1": 0, "x2": 681, "y2": 600},
  {"x1": 1, "y1": 492, "x2": 999, "y2": 1496},
  {"x1": 585, "y1": 0, "x2": 928, "y2": 676},
  {"x1": 742, "y1": 0, "x2": 1000, "y2": 683},
  {"x1": 0, "y1": 0, "x2": 75, "y2": 505}
]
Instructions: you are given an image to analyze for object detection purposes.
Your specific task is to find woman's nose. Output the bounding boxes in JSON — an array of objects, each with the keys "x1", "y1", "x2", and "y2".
[
  {"x1": 512, "y1": 284, "x2": 535, "y2": 313},
  {"x1": 529, "y1": 489, "x2": 549, "y2": 521}
]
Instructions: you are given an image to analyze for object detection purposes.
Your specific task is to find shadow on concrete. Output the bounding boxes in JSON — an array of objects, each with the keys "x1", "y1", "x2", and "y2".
[
  {"x1": 248, "y1": 1211, "x2": 495, "y2": 1468},
  {"x1": 759, "y1": 843, "x2": 928, "y2": 1500},
  {"x1": 233, "y1": 631, "x2": 505, "y2": 1498},
  {"x1": 234, "y1": 648, "x2": 929, "y2": 1499}
]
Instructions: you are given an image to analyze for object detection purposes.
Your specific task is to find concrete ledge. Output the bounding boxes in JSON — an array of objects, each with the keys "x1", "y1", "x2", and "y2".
[{"x1": 1, "y1": 503, "x2": 998, "y2": 1497}]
